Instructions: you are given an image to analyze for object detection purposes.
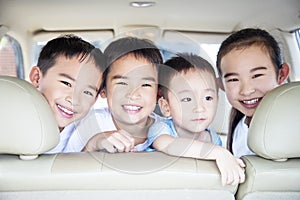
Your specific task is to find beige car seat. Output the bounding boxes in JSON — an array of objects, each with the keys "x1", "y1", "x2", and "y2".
[
  {"x1": 0, "y1": 76, "x2": 59, "y2": 159},
  {"x1": 236, "y1": 81, "x2": 300, "y2": 200},
  {"x1": 0, "y1": 76, "x2": 237, "y2": 200}
]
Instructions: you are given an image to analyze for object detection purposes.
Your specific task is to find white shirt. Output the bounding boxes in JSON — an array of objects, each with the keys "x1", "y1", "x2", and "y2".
[
  {"x1": 63, "y1": 107, "x2": 162, "y2": 152},
  {"x1": 232, "y1": 116, "x2": 256, "y2": 158},
  {"x1": 45, "y1": 123, "x2": 76, "y2": 154}
]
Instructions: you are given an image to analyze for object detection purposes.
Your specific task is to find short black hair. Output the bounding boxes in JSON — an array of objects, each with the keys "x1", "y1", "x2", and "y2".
[
  {"x1": 101, "y1": 37, "x2": 163, "y2": 90},
  {"x1": 159, "y1": 53, "x2": 217, "y2": 98},
  {"x1": 37, "y1": 34, "x2": 97, "y2": 74}
]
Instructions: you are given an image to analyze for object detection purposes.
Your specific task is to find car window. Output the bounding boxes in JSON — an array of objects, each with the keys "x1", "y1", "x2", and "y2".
[
  {"x1": 295, "y1": 29, "x2": 300, "y2": 80},
  {"x1": 31, "y1": 31, "x2": 114, "y2": 67},
  {"x1": 0, "y1": 34, "x2": 24, "y2": 78}
]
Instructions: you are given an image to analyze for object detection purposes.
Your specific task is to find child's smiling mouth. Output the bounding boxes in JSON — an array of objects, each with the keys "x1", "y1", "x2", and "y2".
[
  {"x1": 240, "y1": 97, "x2": 262, "y2": 108},
  {"x1": 122, "y1": 104, "x2": 142, "y2": 113},
  {"x1": 57, "y1": 104, "x2": 75, "y2": 118}
]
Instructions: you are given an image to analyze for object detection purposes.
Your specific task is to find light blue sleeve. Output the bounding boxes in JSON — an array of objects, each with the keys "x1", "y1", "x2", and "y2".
[
  {"x1": 147, "y1": 120, "x2": 173, "y2": 147},
  {"x1": 208, "y1": 129, "x2": 223, "y2": 146}
]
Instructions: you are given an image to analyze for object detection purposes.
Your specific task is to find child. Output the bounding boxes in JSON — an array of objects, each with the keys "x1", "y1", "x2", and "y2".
[
  {"x1": 216, "y1": 28, "x2": 290, "y2": 158},
  {"x1": 80, "y1": 37, "x2": 163, "y2": 153},
  {"x1": 148, "y1": 53, "x2": 245, "y2": 186},
  {"x1": 29, "y1": 34, "x2": 106, "y2": 153}
]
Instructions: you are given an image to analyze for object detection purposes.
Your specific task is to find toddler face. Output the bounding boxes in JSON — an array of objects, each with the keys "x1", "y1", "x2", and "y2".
[
  {"x1": 37, "y1": 55, "x2": 102, "y2": 130},
  {"x1": 104, "y1": 54, "x2": 158, "y2": 128},
  {"x1": 220, "y1": 45, "x2": 280, "y2": 118},
  {"x1": 167, "y1": 69, "x2": 218, "y2": 136}
]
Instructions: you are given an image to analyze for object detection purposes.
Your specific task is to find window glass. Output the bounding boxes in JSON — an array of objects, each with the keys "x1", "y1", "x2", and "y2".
[
  {"x1": 0, "y1": 35, "x2": 24, "y2": 78},
  {"x1": 31, "y1": 31, "x2": 113, "y2": 66},
  {"x1": 294, "y1": 29, "x2": 300, "y2": 81},
  {"x1": 296, "y1": 29, "x2": 300, "y2": 51}
]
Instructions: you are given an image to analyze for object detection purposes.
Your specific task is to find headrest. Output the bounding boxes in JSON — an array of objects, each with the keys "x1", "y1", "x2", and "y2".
[
  {"x1": 248, "y1": 82, "x2": 300, "y2": 161},
  {"x1": 0, "y1": 76, "x2": 59, "y2": 159}
]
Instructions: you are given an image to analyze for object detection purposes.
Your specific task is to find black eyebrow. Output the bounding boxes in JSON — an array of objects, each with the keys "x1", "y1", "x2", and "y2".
[
  {"x1": 142, "y1": 77, "x2": 156, "y2": 82},
  {"x1": 59, "y1": 73, "x2": 75, "y2": 81},
  {"x1": 112, "y1": 75, "x2": 156, "y2": 82},
  {"x1": 223, "y1": 72, "x2": 238, "y2": 79},
  {"x1": 250, "y1": 66, "x2": 268, "y2": 72},
  {"x1": 112, "y1": 75, "x2": 128, "y2": 80}
]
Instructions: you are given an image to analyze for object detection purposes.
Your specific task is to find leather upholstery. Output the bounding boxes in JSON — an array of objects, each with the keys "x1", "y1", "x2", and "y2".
[
  {"x1": 248, "y1": 81, "x2": 300, "y2": 160},
  {"x1": 0, "y1": 76, "x2": 59, "y2": 159},
  {"x1": 237, "y1": 82, "x2": 300, "y2": 200}
]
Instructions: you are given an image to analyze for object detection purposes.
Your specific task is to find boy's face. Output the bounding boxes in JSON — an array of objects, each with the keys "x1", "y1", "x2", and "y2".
[
  {"x1": 31, "y1": 55, "x2": 102, "y2": 131},
  {"x1": 165, "y1": 69, "x2": 218, "y2": 136},
  {"x1": 104, "y1": 54, "x2": 158, "y2": 128},
  {"x1": 219, "y1": 45, "x2": 281, "y2": 118}
]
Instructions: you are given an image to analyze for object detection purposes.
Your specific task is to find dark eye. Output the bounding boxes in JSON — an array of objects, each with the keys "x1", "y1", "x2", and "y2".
[
  {"x1": 84, "y1": 90, "x2": 94, "y2": 97},
  {"x1": 181, "y1": 97, "x2": 192, "y2": 102},
  {"x1": 253, "y1": 74, "x2": 263, "y2": 79},
  {"x1": 116, "y1": 81, "x2": 127, "y2": 85},
  {"x1": 142, "y1": 83, "x2": 152, "y2": 87},
  {"x1": 227, "y1": 78, "x2": 238, "y2": 82},
  {"x1": 205, "y1": 96, "x2": 213, "y2": 101},
  {"x1": 61, "y1": 81, "x2": 71, "y2": 87}
]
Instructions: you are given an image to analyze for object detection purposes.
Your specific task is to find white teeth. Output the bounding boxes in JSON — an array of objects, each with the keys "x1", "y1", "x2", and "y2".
[
  {"x1": 243, "y1": 98, "x2": 259, "y2": 105},
  {"x1": 58, "y1": 105, "x2": 74, "y2": 115},
  {"x1": 123, "y1": 105, "x2": 141, "y2": 111}
]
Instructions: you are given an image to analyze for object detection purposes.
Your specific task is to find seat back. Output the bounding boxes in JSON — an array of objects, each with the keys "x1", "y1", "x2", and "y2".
[
  {"x1": 0, "y1": 76, "x2": 238, "y2": 200},
  {"x1": 236, "y1": 82, "x2": 300, "y2": 200},
  {"x1": 0, "y1": 76, "x2": 59, "y2": 159}
]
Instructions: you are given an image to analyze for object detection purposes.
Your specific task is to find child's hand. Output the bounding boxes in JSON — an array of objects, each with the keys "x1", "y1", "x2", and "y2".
[
  {"x1": 213, "y1": 146, "x2": 246, "y2": 186},
  {"x1": 82, "y1": 130, "x2": 135, "y2": 153},
  {"x1": 102, "y1": 130, "x2": 135, "y2": 153}
]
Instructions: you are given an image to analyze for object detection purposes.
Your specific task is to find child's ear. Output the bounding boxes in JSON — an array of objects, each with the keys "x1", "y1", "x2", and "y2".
[
  {"x1": 217, "y1": 77, "x2": 224, "y2": 91},
  {"x1": 29, "y1": 66, "x2": 42, "y2": 88},
  {"x1": 278, "y1": 63, "x2": 290, "y2": 84},
  {"x1": 100, "y1": 88, "x2": 107, "y2": 98},
  {"x1": 158, "y1": 97, "x2": 171, "y2": 117}
]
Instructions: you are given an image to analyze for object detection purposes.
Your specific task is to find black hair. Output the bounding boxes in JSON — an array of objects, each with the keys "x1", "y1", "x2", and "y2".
[
  {"x1": 37, "y1": 34, "x2": 98, "y2": 74},
  {"x1": 216, "y1": 28, "x2": 283, "y2": 77},
  {"x1": 101, "y1": 37, "x2": 163, "y2": 90},
  {"x1": 159, "y1": 53, "x2": 217, "y2": 99}
]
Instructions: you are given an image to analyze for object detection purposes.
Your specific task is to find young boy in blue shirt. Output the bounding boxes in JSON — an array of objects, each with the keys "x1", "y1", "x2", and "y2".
[{"x1": 148, "y1": 53, "x2": 245, "y2": 186}]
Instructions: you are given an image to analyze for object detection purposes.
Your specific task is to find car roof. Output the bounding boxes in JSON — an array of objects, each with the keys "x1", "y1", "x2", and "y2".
[{"x1": 1, "y1": 0, "x2": 299, "y2": 35}]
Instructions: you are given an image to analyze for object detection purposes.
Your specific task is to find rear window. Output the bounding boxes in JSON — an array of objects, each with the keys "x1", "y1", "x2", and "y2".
[{"x1": 0, "y1": 35, "x2": 24, "y2": 78}]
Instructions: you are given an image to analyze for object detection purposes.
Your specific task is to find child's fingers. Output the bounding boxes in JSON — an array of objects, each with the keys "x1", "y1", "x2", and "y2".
[
  {"x1": 236, "y1": 158, "x2": 246, "y2": 168},
  {"x1": 118, "y1": 130, "x2": 135, "y2": 146},
  {"x1": 221, "y1": 171, "x2": 227, "y2": 186},
  {"x1": 238, "y1": 166, "x2": 246, "y2": 183},
  {"x1": 100, "y1": 139, "x2": 117, "y2": 153},
  {"x1": 107, "y1": 131, "x2": 134, "y2": 152}
]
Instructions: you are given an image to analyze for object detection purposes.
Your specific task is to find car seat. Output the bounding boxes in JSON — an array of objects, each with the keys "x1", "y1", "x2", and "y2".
[{"x1": 236, "y1": 81, "x2": 300, "y2": 200}]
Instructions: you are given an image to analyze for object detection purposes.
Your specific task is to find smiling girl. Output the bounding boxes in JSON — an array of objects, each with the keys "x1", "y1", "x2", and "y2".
[{"x1": 216, "y1": 28, "x2": 290, "y2": 157}]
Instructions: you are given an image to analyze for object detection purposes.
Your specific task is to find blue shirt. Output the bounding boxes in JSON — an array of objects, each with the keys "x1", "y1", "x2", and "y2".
[{"x1": 148, "y1": 118, "x2": 222, "y2": 147}]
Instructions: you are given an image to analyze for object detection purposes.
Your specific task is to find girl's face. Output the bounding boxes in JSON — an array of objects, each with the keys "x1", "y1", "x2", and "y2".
[
  {"x1": 103, "y1": 54, "x2": 158, "y2": 128},
  {"x1": 220, "y1": 45, "x2": 281, "y2": 118},
  {"x1": 164, "y1": 69, "x2": 218, "y2": 137}
]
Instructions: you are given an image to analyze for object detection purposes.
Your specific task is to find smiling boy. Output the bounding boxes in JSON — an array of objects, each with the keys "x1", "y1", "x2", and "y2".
[
  {"x1": 79, "y1": 37, "x2": 163, "y2": 153},
  {"x1": 29, "y1": 35, "x2": 105, "y2": 153}
]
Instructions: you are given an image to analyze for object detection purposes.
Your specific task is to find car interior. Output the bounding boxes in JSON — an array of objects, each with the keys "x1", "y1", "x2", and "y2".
[{"x1": 0, "y1": 0, "x2": 300, "y2": 199}]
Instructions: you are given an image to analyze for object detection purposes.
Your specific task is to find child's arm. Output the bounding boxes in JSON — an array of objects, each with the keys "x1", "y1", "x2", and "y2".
[
  {"x1": 82, "y1": 130, "x2": 135, "y2": 153},
  {"x1": 152, "y1": 135, "x2": 245, "y2": 186}
]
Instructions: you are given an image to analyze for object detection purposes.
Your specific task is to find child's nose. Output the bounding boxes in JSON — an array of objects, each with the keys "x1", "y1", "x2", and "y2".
[
  {"x1": 240, "y1": 82, "x2": 256, "y2": 96},
  {"x1": 193, "y1": 101, "x2": 206, "y2": 113},
  {"x1": 65, "y1": 94, "x2": 80, "y2": 106},
  {"x1": 126, "y1": 87, "x2": 141, "y2": 100}
]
